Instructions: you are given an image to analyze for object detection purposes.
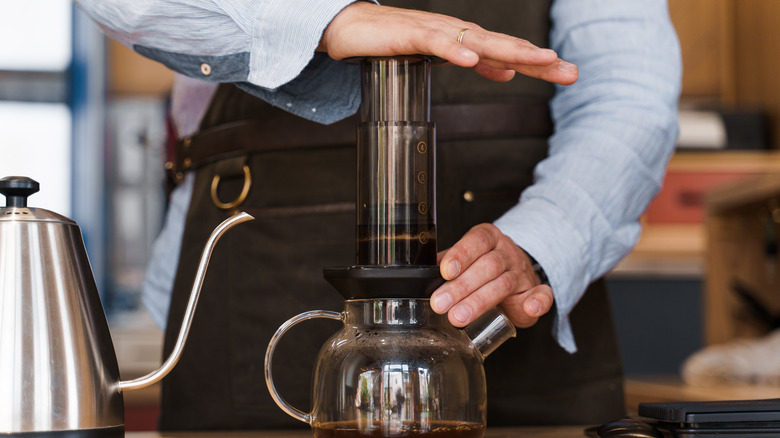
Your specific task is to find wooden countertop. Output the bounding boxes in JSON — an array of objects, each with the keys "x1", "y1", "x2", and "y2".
[{"x1": 127, "y1": 427, "x2": 588, "y2": 438}]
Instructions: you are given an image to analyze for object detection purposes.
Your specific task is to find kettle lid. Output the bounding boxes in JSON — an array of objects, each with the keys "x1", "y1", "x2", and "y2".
[{"x1": 0, "y1": 176, "x2": 75, "y2": 224}]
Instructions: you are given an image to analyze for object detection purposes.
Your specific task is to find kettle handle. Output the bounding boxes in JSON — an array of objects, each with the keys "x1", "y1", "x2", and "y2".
[
  {"x1": 264, "y1": 310, "x2": 344, "y2": 424},
  {"x1": 116, "y1": 211, "x2": 254, "y2": 392}
]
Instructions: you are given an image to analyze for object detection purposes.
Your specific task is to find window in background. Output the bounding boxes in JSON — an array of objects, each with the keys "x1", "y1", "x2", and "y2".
[
  {"x1": 0, "y1": 0, "x2": 73, "y2": 216},
  {"x1": 1, "y1": 2, "x2": 110, "y2": 302},
  {"x1": 0, "y1": 2, "x2": 166, "y2": 325},
  {"x1": 0, "y1": 1, "x2": 72, "y2": 71},
  {"x1": 0, "y1": 103, "x2": 72, "y2": 215}
]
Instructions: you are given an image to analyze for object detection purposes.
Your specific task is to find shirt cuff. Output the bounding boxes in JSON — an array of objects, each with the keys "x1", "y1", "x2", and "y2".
[
  {"x1": 249, "y1": 0, "x2": 359, "y2": 88},
  {"x1": 494, "y1": 199, "x2": 588, "y2": 353},
  {"x1": 236, "y1": 53, "x2": 361, "y2": 124}
]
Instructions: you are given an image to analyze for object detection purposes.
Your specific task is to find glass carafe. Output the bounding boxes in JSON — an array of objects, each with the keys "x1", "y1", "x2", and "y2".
[{"x1": 265, "y1": 298, "x2": 516, "y2": 438}]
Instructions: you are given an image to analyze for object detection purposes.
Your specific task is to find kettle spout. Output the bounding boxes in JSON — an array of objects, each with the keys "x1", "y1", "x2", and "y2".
[
  {"x1": 117, "y1": 211, "x2": 254, "y2": 392},
  {"x1": 463, "y1": 308, "x2": 517, "y2": 360}
]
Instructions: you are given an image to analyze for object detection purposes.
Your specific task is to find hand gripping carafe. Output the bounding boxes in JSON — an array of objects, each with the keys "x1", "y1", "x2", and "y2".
[{"x1": 264, "y1": 57, "x2": 516, "y2": 438}]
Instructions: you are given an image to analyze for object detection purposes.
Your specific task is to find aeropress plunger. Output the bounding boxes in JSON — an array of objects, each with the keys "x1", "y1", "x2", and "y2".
[{"x1": 324, "y1": 56, "x2": 444, "y2": 299}]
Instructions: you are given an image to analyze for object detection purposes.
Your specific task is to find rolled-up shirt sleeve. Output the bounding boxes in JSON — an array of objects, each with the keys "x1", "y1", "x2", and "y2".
[
  {"x1": 493, "y1": 0, "x2": 682, "y2": 353},
  {"x1": 74, "y1": 0, "x2": 365, "y2": 123}
]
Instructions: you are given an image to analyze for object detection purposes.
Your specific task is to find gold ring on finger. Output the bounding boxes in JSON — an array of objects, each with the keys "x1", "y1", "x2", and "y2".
[{"x1": 457, "y1": 28, "x2": 470, "y2": 44}]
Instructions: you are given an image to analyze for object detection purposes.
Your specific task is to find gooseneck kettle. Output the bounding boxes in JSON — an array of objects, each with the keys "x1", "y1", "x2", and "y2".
[{"x1": 0, "y1": 176, "x2": 252, "y2": 437}]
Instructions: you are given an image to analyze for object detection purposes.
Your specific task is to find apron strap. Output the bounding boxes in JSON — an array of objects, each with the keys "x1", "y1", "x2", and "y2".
[{"x1": 169, "y1": 88, "x2": 552, "y2": 183}]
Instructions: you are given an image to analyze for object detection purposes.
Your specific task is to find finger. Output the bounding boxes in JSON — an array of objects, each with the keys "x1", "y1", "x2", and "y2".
[
  {"x1": 458, "y1": 29, "x2": 578, "y2": 85},
  {"x1": 471, "y1": 63, "x2": 516, "y2": 82},
  {"x1": 403, "y1": 21, "x2": 483, "y2": 68},
  {"x1": 436, "y1": 248, "x2": 450, "y2": 265},
  {"x1": 438, "y1": 224, "x2": 502, "y2": 281},
  {"x1": 460, "y1": 29, "x2": 560, "y2": 66},
  {"x1": 499, "y1": 285, "x2": 554, "y2": 328},
  {"x1": 513, "y1": 59, "x2": 579, "y2": 85},
  {"x1": 446, "y1": 270, "x2": 522, "y2": 326},
  {"x1": 435, "y1": 246, "x2": 514, "y2": 309},
  {"x1": 476, "y1": 56, "x2": 578, "y2": 85},
  {"x1": 407, "y1": 22, "x2": 560, "y2": 73}
]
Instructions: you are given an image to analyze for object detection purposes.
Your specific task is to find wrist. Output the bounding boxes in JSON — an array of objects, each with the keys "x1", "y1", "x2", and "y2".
[{"x1": 527, "y1": 253, "x2": 550, "y2": 287}]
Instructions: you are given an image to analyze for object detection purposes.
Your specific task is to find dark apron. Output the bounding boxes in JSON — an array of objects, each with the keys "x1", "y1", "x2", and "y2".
[{"x1": 159, "y1": 0, "x2": 625, "y2": 430}]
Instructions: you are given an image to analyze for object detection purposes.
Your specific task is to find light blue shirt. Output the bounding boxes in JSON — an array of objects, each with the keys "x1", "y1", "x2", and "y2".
[{"x1": 75, "y1": 0, "x2": 682, "y2": 353}]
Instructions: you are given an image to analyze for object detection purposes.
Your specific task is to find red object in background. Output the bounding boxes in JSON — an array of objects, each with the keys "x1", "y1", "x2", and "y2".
[
  {"x1": 644, "y1": 171, "x2": 759, "y2": 224},
  {"x1": 125, "y1": 406, "x2": 160, "y2": 431}
]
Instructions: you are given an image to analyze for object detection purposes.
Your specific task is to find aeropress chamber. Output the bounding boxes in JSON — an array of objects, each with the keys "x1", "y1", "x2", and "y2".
[{"x1": 324, "y1": 56, "x2": 443, "y2": 299}]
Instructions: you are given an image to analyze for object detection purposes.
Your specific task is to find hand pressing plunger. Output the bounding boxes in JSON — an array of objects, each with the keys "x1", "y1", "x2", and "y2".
[{"x1": 318, "y1": 2, "x2": 578, "y2": 85}]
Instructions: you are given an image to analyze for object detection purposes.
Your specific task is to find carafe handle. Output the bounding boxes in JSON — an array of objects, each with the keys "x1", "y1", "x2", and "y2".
[{"x1": 264, "y1": 310, "x2": 343, "y2": 424}]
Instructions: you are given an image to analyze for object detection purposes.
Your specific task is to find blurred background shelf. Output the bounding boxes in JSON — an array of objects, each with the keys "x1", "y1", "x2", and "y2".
[
  {"x1": 612, "y1": 151, "x2": 780, "y2": 278},
  {"x1": 612, "y1": 224, "x2": 705, "y2": 278}
]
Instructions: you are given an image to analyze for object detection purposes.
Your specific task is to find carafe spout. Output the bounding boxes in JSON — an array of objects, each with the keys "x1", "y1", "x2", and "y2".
[{"x1": 463, "y1": 308, "x2": 517, "y2": 359}]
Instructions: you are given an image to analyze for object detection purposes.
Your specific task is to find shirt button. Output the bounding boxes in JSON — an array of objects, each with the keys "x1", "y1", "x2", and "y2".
[{"x1": 200, "y1": 63, "x2": 212, "y2": 76}]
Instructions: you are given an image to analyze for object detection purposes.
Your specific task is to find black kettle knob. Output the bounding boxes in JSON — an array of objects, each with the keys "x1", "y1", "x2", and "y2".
[{"x1": 0, "y1": 176, "x2": 40, "y2": 207}]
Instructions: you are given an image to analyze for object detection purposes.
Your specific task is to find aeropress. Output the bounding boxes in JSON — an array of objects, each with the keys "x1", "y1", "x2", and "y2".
[{"x1": 265, "y1": 56, "x2": 517, "y2": 438}]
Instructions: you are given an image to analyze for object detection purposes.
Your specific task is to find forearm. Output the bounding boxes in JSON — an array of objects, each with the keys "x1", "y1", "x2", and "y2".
[
  {"x1": 74, "y1": 0, "x2": 358, "y2": 86},
  {"x1": 494, "y1": 0, "x2": 682, "y2": 352},
  {"x1": 74, "y1": 0, "x2": 362, "y2": 123}
]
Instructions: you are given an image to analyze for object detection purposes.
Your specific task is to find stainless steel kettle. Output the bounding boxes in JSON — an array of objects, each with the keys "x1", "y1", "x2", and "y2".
[{"x1": 0, "y1": 176, "x2": 253, "y2": 437}]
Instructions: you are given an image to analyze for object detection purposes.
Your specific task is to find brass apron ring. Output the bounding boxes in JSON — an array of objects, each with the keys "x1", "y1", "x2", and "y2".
[{"x1": 210, "y1": 165, "x2": 252, "y2": 211}]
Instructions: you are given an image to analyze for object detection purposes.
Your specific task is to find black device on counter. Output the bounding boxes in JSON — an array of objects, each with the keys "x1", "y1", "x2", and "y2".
[{"x1": 586, "y1": 398, "x2": 780, "y2": 437}]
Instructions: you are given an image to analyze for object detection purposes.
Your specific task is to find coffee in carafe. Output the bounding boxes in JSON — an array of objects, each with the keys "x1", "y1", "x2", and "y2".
[{"x1": 312, "y1": 421, "x2": 485, "y2": 438}]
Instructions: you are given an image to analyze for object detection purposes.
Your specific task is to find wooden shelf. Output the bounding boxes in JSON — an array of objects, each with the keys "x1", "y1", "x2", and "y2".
[
  {"x1": 611, "y1": 224, "x2": 705, "y2": 278},
  {"x1": 611, "y1": 151, "x2": 780, "y2": 278},
  {"x1": 667, "y1": 150, "x2": 780, "y2": 173},
  {"x1": 704, "y1": 172, "x2": 780, "y2": 344}
]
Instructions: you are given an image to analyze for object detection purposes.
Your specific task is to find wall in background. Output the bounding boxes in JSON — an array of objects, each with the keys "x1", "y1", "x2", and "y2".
[{"x1": 608, "y1": 278, "x2": 703, "y2": 376}]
